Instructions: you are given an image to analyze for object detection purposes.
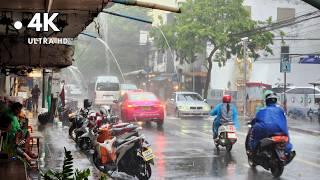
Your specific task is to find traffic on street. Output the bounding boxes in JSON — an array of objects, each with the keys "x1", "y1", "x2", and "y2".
[{"x1": 1, "y1": 0, "x2": 320, "y2": 180}]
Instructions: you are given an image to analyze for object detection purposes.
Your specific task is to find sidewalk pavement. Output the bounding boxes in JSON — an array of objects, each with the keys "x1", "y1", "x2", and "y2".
[
  {"x1": 239, "y1": 116, "x2": 320, "y2": 136},
  {"x1": 287, "y1": 118, "x2": 320, "y2": 136}
]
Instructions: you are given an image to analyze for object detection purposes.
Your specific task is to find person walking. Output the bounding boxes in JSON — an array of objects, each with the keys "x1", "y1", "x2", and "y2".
[{"x1": 31, "y1": 84, "x2": 40, "y2": 113}]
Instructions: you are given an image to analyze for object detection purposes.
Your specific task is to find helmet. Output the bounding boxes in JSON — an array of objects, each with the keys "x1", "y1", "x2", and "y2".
[
  {"x1": 222, "y1": 95, "x2": 231, "y2": 103},
  {"x1": 264, "y1": 90, "x2": 278, "y2": 105}
]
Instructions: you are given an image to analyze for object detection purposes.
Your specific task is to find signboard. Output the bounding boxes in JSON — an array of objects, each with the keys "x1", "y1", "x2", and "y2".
[
  {"x1": 280, "y1": 46, "x2": 291, "y2": 73},
  {"x1": 139, "y1": 31, "x2": 148, "y2": 45},
  {"x1": 280, "y1": 60, "x2": 291, "y2": 73},
  {"x1": 299, "y1": 56, "x2": 320, "y2": 64}
]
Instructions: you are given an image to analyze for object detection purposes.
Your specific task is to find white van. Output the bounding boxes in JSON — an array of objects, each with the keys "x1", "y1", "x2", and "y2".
[{"x1": 94, "y1": 76, "x2": 120, "y2": 105}]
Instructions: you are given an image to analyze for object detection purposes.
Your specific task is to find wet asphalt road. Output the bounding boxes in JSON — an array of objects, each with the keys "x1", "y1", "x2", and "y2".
[{"x1": 40, "y1": 116, "x2": 320, "y2": 180}]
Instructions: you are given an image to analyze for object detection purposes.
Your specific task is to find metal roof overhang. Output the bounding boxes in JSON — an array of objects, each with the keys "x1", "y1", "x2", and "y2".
[{"x1": 0, "y1": 0, "x2": 107, "y2": 68}]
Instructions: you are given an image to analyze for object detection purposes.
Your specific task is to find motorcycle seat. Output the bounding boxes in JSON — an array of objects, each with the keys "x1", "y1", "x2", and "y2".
[
  {"x1": 259, "y1": 138, "x2": 273, "y2": 147},
  {"x1": 113, "y1": 123, "x2": 130, "y2": 128},
  {"x1": 222, "y1": 122, "x2": 234, "y2": 125},
  {"x1": 111, "y1": 125, "x2": 138, "y2": 136}
]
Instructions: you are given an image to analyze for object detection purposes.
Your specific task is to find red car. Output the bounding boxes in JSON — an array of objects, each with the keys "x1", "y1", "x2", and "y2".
[{"x1": 112, "y1": 92, "x2": 164, "y2": 127}]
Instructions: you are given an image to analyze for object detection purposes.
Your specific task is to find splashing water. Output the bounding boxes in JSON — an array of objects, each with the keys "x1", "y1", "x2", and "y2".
[{"x1": 96, "y1": 37, "x2": 125, "y2": 82}]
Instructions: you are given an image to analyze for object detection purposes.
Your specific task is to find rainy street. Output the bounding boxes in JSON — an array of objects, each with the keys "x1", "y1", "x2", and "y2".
[
  {"x1": 1, "y1": 0, "x2": 320, "y2": 180},
  {"x1": 39, "y1": 115, "x2": 320, "y2": 180}
]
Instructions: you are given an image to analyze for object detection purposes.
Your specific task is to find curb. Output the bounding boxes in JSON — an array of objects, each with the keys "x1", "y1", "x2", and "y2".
[{"x1": 289, "y1": 126, "x2": 320, "y2": 136}]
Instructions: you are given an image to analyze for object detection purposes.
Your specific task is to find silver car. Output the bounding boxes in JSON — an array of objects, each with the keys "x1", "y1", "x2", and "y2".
[{"x1": 166, "y1": 92, "x2": 211, "y2": 117}]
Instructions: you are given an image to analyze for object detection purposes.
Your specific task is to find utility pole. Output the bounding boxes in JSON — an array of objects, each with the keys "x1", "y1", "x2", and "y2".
[
  {"x1": 242, "y1": 37, "x2": 248, "y2": 118},
  {"x1": 280, "y1": 46, "x2": 290, "y2": 114},
  {"x1": 42, "y1": 69, "x2": 46, "y2": 108},
  {"x1": 192, "y1": 62, "x2": 195, "y2": 92}
]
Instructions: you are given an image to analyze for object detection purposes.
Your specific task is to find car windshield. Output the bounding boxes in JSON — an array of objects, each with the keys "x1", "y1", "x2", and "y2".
[
  {"x1": 128, "y1": 93, "x2": 158, "y2": 101},
  {"x1": 177, "y1": 94, "x2": 203, "y2": 101},
  {"x1": 96, "y1": 82, "x2": 119, "y2": 91},
  {"x1": 121, "y1": 84, "x2": 138, "y2": 90}
]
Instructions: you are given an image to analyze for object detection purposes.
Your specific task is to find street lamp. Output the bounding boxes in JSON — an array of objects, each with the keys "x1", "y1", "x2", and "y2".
[{"x1": 241, "y1": 37, "x2": 249, "y2": 118}]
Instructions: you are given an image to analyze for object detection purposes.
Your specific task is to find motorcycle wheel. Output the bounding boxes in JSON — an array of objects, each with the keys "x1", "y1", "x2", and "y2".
[
  {"x1": 78, "y1": 138, "x2": 90, "y2": 151},
  {"x1": 136, "y1": 158, "x2": 152, "y2": 180},
  {"x1": 93, "y1": 151, "x2": 109, "y2": 174},
  {"x1": 248, "y1": 157, "x2": 256, "y2": 168},
  {"x1": 271, "y1": 162, "x2": 284, "y2": 178},
  {"x1": 157, "y1": 121, "x2": 163, "y2": 128},
  {"x1": 226, "y1": 144, "x2": 233, "y2": 152},
  {"x1": 118, "y1": 149, "x2": 152, "y2": 180}
]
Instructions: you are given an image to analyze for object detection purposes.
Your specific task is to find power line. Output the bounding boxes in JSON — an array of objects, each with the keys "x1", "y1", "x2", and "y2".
[
  {"x1": 232, "y1": 10, "x2": 320, "y2": 38},
  {"x1": 273, "y1": 38, "x2": 320, "y2": 40},
  {"x1": 284, "y1": 21, "x2": 320, "y2": 35}
]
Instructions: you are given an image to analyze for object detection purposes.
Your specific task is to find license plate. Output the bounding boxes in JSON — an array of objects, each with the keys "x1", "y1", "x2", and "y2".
[
  {"x1": 143, "y1": 106, "x2": 151, "y2": 110},
  {"x1": 227, "y1": 132, "x2": 237, "y2": 139},
  {"x1": 142, "y1": 148, "x2": 154, "y2": 161},
  {"x1": 103, "y1": 95, "x2": 113, "y2": 100}
]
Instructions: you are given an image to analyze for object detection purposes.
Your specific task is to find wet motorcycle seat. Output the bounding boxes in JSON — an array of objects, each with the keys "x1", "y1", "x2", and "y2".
[
  {"x1": 113, "y1": 123, "x2": 130, "y2": 128},
  {"x1": 112, "y1": 126, "x2": 138, "y2": 136},
  {"x1": 259, "y1": 138, "x2": 273, "y2": 147},
  {"x1": 222, "y1": 122, "x2": 234, "y2": 126}
]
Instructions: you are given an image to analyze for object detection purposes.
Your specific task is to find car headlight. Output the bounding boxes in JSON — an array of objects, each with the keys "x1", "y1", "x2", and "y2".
[
  {"x1": 178, "y1": 106, "x2": 189, "y2": 111},
  {"x1": 203, "y1": 105, "x2": 211, "y2": 111}
]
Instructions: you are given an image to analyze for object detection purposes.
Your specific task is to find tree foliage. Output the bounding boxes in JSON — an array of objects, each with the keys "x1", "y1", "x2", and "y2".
[{"x1": 150, "y1": 0, "x2": 274, "y2": 98}]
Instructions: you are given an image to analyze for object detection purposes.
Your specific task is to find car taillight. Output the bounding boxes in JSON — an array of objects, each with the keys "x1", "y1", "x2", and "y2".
[
  {"x1": 272, "y1": 135, "x2": 288, "y2": 143},
  {"x1": 154, "y1": 104, "x2": 164, "y2": 108},
  {"x1": 127, "y1": 104, "x2": 136, "y2": 108}
]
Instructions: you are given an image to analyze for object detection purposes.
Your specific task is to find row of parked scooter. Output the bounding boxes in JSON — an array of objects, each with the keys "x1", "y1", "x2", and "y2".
[{"x1": 67, "y1": 101, "x2": 154, "y2": 180}]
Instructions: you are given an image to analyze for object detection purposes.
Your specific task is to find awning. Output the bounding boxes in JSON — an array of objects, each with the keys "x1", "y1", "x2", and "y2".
[
  {"x1": 183, "y1": 71, "x2": 207, "y2": 77},
  {"x1": 246, "y1": 82, "x2": 272, "y2": 89},
  {"x1": 309, "y1": 81, "x2": 320, "y2": 86},
  {"x1": 123, "y1": 69, "x2": 147, "y2": 76}
]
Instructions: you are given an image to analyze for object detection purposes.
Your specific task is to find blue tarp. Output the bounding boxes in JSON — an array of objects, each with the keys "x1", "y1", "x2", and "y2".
[{"x1": 299, "y1": 56, "x2": 320, "y2": 64}]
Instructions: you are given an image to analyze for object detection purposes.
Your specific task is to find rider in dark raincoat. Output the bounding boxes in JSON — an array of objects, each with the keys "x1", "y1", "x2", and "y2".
[{"x1": 249, "y1": 91, "x2": 293, "y2": 156}]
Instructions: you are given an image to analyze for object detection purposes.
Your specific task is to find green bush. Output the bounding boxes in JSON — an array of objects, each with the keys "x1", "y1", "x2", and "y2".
[{"x1": 41, "y1": 147, "x2": 108, "y2": 180}]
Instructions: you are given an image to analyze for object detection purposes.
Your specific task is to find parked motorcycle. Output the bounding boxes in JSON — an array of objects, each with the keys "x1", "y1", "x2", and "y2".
[
  {"x1": 68, "y1": 107, "x2": 90, "y2": 140},
  {"x1": 93, "y1": 124, "x2": 154, "y2": 180},
  {"x1": 214, "y1": 122, "x2": 237, "y2": 152},
  {"x1": 77, "y1": 113, "x2": 120, "y2": 151},
  {"x1": 245, "y1": 121, "x2": 296, "y2": 178}
]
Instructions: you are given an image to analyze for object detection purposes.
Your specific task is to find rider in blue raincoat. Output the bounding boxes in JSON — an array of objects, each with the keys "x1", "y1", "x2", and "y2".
[
  {"x1": 248, "y1": 91, "x2": 293, "y2": 155},
  {"x1": 210, "y1": 95, "x2": 240, "y2": 139}
]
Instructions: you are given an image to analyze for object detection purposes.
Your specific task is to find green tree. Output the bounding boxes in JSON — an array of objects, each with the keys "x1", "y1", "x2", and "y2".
[{"x1": 151, "y1": 0, "x2": 274, "y2": 98}]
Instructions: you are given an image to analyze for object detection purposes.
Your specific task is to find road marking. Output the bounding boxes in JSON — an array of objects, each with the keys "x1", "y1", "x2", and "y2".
[
  {"x1": 295, "y1": 158, "x2": 320, "y2": 168},
  {"x1": 155, "y1": 154, "x2": 218, "y2": 160}
]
